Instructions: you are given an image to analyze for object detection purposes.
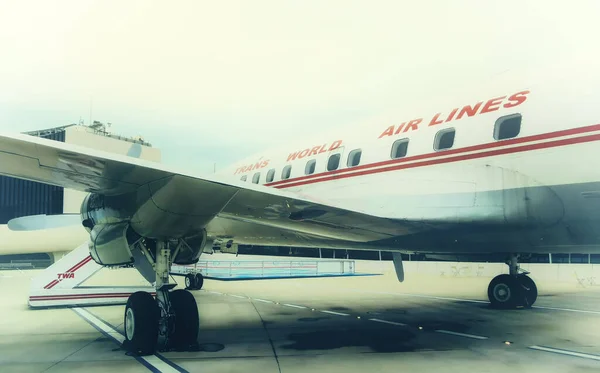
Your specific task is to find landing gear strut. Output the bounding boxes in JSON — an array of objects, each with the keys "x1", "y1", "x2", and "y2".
[
  {"x1": 488, "y1": 254, "x2": 538, "y2": 309},
  {"x1": 124, "y1": 241, "x2": 199, "y2": 355}
]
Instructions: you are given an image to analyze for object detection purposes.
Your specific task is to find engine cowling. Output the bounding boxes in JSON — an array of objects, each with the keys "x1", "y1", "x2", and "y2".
[
  {"x1": 80, "y1": 193, "x2": 207, "y2": 266},
  {"x1": 80, "y1": 193, "x2": 138, "y2": 266},
  {"x1": 88, "y1": 222, "x2": 136, "y2": 265}
]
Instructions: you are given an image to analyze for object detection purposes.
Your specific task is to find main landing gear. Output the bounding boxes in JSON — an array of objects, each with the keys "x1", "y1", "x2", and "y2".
[
  {"x1": 124, "y1": 242, "x2": 199, "y2": 355},
  {"x1": 185, "y1": 272, "x2": 204, "y2": 290},
  {"x1": 488, "y1": 254, "x2": 538, "y2": 309}
]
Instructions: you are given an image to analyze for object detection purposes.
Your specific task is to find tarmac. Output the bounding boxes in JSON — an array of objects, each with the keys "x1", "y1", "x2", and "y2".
[{"x1": 2, "y1": 267, "x2": 600, "y2": 373}]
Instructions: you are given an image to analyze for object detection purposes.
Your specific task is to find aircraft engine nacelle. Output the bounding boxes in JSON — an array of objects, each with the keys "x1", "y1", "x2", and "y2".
[
  {"x1": 80, "y1": 193, "x2": 139, "y2": 266},
  {"x1": 79, "y1": 192, "x2": 207, "y2": 267},
  {"x1": 80, "y1": 193, "x2": 136, "y2": 233},
  {"x1": 88, "y1": 222, "x2": 136, "y2": 266},
  {"x1": 172, "y1": 230, "x2": 208, "y2": 265}
]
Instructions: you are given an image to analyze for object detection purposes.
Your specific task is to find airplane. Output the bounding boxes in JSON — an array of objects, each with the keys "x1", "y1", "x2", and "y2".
[{"x1": 1, "y1": 55, "x2": 599, "y2": 355}]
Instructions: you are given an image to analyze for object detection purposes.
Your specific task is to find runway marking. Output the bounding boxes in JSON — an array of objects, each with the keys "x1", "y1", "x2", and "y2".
[
  {"x1": 348, "y1": 288, "x2": 600, "y2": 315},
  {"x1": 368, "y1": 318, "x2": 407, "y2": 326},
  {"x1": 229, "y1": 294, "x2": 247, "y2": 299},
  {"x1": 253, "y1": 298, "x2": 273, "y2": 303},
  {"x1": 435, "y1": 330, "x2": 489, "y2": 340},
  {"x1": 348, "y1": 289, "x2": 488, "y2": 304},
  {"x1": 532, "y1": 306, "x2": 600, "y2": 315},
  {"x1": 529, "y1": 345, "x2": 600, "y2": 361},
  {"x1": 207, "y1": 291, "x2": 223, "y2": 295},
  {"x1": 72, "y1": 307, "x2": 188, "y2": 373},
  {"x1": 283, "y1": 303, "x2": 307, "y2": 309},
  {"x1": 321, "y1": 310, "x2": 350, "y2": 316}
]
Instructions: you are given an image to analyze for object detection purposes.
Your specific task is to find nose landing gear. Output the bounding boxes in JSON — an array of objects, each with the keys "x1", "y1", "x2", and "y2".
[{"x1": 488, "y1": 254, "x2": 538, "y2": 309}]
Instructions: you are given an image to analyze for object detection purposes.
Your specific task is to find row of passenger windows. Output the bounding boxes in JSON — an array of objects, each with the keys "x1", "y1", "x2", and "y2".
[
  {"x1": 242, "y1": 113, "x2": 522, "y2": 184},
  {"x1": 240, "y1": 148, "x2": 363, "y2": 184}
]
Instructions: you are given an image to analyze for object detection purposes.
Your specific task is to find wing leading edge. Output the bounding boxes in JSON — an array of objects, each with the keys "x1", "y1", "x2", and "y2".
[{"x1": 0, "y1": 132, "x2": 419, "y2": 242}]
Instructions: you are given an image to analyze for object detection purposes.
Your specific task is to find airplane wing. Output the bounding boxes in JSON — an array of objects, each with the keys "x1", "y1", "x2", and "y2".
[{"x1": 0, "y1": 132, "x2": 422, "y2": 243}]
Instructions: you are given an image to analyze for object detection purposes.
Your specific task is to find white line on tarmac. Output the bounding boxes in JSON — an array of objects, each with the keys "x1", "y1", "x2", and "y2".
[
  {"x1": 229, "y1": 294, "x2": 247, "y2": 299},
  {"x1": 368, "y1": 318, "x2": 407, "y2": 326},
  {"x1": 283, "y1": 303, "x2": 307, "y2": 309},
  {"x1": 529, "y1": 345, "x2": 600, "y2": 361},
  {"x1": 321, "y1": 310, "x2": 350, "y2": 316},
  {"x1": 253, "y1": 298, "x2": 273, "y2": 303},
  {"x1": 435, "y1": 329, "x2": 489, "y2": 340},
  {"x1": 349, "y1": 289, "x2": 489, "y2": 304},
  {"x1": 207, "y1": 291, "x2": 223, "y2": 295},
  {"x1": 72, "y1": 307, "x2": 182, "y2": 373},
  {"x1": 532, "y1": 306, "x2": 600, "y2": 315},
  {"x1": 349, "y1": 288, "x2": 600, "y2": 315},
  {"x1": 72, "y1": 307, "x2": 126, "y2": 344}
]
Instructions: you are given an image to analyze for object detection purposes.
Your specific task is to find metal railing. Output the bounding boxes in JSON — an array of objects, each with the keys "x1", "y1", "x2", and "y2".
[{"x1": 190, "y1": 259, "x2": 355, "y2": 278}]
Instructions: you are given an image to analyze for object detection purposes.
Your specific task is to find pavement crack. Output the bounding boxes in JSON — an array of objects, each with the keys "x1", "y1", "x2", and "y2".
[
  {"x1": 251, "y1": 301, "x2": 282, "y2": 373},
  {"x1": 39, "y1": 337, "x2": 101, "y2": 372}
]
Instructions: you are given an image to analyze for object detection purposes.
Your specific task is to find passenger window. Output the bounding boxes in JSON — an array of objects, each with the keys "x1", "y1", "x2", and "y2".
[
  {"x1": 347, "y1": 149, "x2": 362, "y2": 167},
  {"x1": 266, "y1": 169, "x2": 275, "y2": 183},
  {"x1": 327, "y1": 153, "x2": 341, "y2": 171},
  {"x1": 240, "y1": 175, "x2": 247, "y2": 182},
  {"x1": 252, "y1": 172, "x2": 260, "y2": 184},
  {"x1": 305, "y1": 159, "x2": 316, "y2": 175},
  {"x1": 391, "y1": 139, "x2": 409, "y2": 159},
  {"x1": 494, "y1": 114, "x2": 522, "y2": 140},
  {"x1": 434, "y1": 128, "x2": 455, "y2": 151},
  {"x1": 282, "y1": 165, "x2": 292, "y2": 180}
]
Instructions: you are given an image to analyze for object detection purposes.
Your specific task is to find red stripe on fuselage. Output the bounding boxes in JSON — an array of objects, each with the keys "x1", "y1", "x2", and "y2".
[
  {"x1": 266, "y1": 123, "x2": 600, "y2": 188},
  {"x1": 271, "y1": 128, "x2": 600, "y2": 189},
  {"x1": 30, "y1": 292, "x2": 157, "y2": 301}
]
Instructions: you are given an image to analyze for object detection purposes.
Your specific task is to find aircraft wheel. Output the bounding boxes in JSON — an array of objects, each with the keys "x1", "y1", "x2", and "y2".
[
  {"x1": 170, "y1": 290, "x2": 199, "y2": 350},
  {"x1": 518, "y1": 275, "x2": 538, "y2": 307},
  {"x1": 184, "y1": 274, "x2": 195, "y2": 290},
  {"x1": 194, "y1": 273, "x2": 204, "y2": 290},
  {"x1": 488, "y1": 274, "x2": 522, "y2": 309},
  {"x1": 124, "y1": 291, "x2": 159, "y2": 355}
]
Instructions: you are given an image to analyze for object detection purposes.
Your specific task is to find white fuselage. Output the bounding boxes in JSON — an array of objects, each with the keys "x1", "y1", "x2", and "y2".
[{"x1": 217, "y1": 57, "x2": 600, "y2": 254}]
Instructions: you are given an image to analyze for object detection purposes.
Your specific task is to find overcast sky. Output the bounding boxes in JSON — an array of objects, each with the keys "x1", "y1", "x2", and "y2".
[{"x1": 0, "y1": 1, "x2": 598, "y2": 174}]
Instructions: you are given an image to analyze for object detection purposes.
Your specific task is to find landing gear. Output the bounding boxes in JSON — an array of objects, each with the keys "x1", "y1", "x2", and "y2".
[
  {"x1": 124, "y1": 292, "x2": 159, "y2": 355},
  {"x1": 184, "y1": 273, "x2": 204, "y2": 290},
  {"x1": 185, "y1": 274, "x2": 195, "y2": 290},
  {"x1": 194, "y1": 273, "x2": 204, "y2": 290},
  {"x1": 488, "y1": 254, "x2": 538, "y2": 309},
  {"x1": 124, "y1": 241, "x2": 199, "y2": 355},
  {"x1": 170, "y1": 290, "x2": 200, "y2": 350}
]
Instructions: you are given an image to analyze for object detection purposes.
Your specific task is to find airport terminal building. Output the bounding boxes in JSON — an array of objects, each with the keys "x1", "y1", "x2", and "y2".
[{"x1": 0, "y1": 122, "x2": 161, "y2": 225}]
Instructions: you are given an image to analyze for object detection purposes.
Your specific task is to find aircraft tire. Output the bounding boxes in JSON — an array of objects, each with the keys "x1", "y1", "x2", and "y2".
[
  {"x1": 488, "y1": 274, "x2": 522, "y2": 309},
  {"x1": 184, "y1": 274, "x2": 195, "y2": 290},
  {"x1": 518, "y1": 275, "x2": 538, "y2": 307},
  {"x1": 124, "y1": 291, "x2": 159, "y2": 355},
  {"x1": 170, "y1": 290, "x2": 199, "y2": 350},
  {"x1": 194, "y1": 273, "x2": 204, "y2": 290}
]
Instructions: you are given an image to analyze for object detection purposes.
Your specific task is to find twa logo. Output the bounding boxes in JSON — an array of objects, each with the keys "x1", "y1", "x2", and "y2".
[{"x1": 58, "y1": 273, "x2": 75, "y2": 280}]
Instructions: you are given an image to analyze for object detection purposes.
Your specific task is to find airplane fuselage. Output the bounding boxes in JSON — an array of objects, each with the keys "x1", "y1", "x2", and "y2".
[{"x1": 216, "y1": 58, "x2": 600, "y2": 255}]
